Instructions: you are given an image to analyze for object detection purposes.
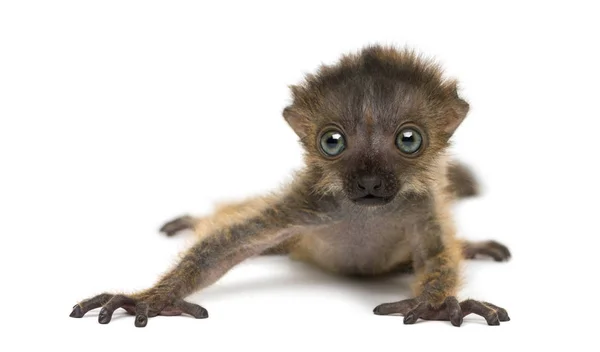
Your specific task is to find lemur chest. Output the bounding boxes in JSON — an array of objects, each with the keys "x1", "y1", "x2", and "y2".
[{"x1": 291, "y1": 215, "x2": 413, "y2": 275}]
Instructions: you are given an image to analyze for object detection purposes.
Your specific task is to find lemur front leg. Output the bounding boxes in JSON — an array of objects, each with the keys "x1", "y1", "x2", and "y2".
[
  {"x1": 70, "y1": 196, "x2": 328, "y2": 327},
  {"x1": 373, "y1": 217, "x2": 509, "y2": 326}
]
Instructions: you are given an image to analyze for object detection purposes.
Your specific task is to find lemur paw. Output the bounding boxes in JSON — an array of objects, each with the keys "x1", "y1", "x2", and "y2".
[
  {"x1": 463, "y1": 240, "x2": 511, "y2": 262},
  {"x1": 159, "y1": 215, "x2": 196, "y2": 236},
  {"x1": 69, "y1": 292, "x2": 208, "y2": 327},
  {"x1": 373, "y1": 296, "x2": 509, "y2": 326}
]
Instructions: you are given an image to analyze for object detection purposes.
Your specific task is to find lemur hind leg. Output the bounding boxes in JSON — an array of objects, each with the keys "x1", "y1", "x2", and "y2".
[
  {"x1": 159, "y1": 214, "x2": 297, "y2": 256},
  {"x1": 159, "y1": 197, "x2": 266, "y2": 237},
  {"x1": 159, "y1": 198, "x2": 300, "y2": 256},
  {"x1": 389, "y1": 238, "x2": 512, "y2": 275}
]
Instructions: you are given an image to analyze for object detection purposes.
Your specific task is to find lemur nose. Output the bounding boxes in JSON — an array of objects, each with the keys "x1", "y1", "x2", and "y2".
[{"x1": 357, "y1": 175, "x2": 383, "y2": 193}]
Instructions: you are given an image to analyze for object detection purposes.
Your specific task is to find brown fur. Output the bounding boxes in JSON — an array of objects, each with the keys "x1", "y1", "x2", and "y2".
[
  {"x1": 71, "y1": 45, "x2": 510, "y2": 327},
  {"x1": 446, "y1": 161, "x2": 479, "y2": 198}
]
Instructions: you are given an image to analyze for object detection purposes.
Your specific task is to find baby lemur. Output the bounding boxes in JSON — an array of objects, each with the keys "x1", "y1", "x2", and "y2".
[{"x1": 70, "y1": 45, "x2": 511, "y2": 327}]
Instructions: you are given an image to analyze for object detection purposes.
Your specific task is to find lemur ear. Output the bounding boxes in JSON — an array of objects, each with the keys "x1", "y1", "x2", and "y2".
[
  {"x1": 444, "y1": 84, "x2": 470, "y2": 136},
  {"x1": 283, "y1": 106, "x2": 310, "y2": 139},
  {"x1": 445, "y1": 97, "x2": 469, "y2": 135}
]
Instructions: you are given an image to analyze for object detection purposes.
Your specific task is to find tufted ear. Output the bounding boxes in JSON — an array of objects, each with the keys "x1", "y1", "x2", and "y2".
[
  {"x1": 283, "y1": 106, "x2": 310, "y2": 139},
  {"x1": 445, "y1": 97, "x2": 470, "y2": 136},
  {"x1": 443, "y1": 82, "x2": 470, "y2": 136}
]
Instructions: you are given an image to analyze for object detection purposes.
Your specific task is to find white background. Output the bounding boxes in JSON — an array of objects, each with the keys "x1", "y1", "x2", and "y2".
[{"x1": 1, "y1": 1, "x2": 598, "y2": 351}]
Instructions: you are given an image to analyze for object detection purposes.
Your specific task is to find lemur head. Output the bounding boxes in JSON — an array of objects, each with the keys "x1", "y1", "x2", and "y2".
[{"x1": 284, "y1": 45, "x2": 470, "y2": 206}]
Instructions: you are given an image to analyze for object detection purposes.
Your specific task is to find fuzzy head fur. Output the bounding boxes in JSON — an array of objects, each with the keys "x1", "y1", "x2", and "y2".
[{"x1": 283, "y1": 45, "x2": 470, "y2": 205}]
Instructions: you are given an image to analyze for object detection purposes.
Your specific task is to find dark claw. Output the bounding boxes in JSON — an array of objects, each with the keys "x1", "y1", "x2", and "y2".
[
  {"x1": 196, "y1": 307, "x2": 209, "y2": 319},
  {"x1": 135, "y1": 302, "x2": 149, "y2": 328},
  {"x1": 491, "y1": 241, "x2": 512, "y2": 260},
  {"x1": 135, "y1": 315, "x2": 148, "y2": 327},
  {"x1": 487, "y1": 241, "x2": 511, "y2": 262},
  {"x1": 70, "y1": 305, "x2": 84, "y2": 318},
  {"x1": 98, "y1": 308, "x2": 113, "y2": 324},
  {"x1": 452, "y1": 315, "x2": 463, "y2": 327},
  {"x1": 488, "y1": 316, "x2": 500, "y2": 326},
  {"x1": 403, "y1": 313, "x2": 417, "y2": 324},
  {"x1": 403, "y1": 303, "x2": 427, "y2": 325},
  {"x1": 373, "y1": 304, "x2": 391, "y2": 315},
  {"x1": 373, "y1": 306, "x2": 385, "y2": 315}
]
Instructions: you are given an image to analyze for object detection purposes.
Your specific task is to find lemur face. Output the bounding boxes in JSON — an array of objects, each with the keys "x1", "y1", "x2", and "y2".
[{"x1": 284, "y1": 45, "x2": 469, "y2": 206}]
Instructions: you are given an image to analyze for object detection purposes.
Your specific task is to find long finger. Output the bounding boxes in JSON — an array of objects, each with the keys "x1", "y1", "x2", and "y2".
[
  {"x1": 373, "y1": 298, "x2": 419, "y2": 316},
  {"x1": 403, "y1": 303, "x2": 428, "y2": 324},
  {"x1": 70, "y1": 293, "x2": 113, "y2": 318},
  {"x1": 98, "y1": 295, "x2": 136, "y2": 324},
  {"x1": 482, "y1": 301, "x2": 510, "y2": 321},
  {"x1": 477, "y1": 246, "x2": 508, "y2": 262},
  {"x1": 175, "y1": 300, "x2": 209, "y2": 319},
  {"x1": 461, "y1": 299, "x2": 500, "y2": 325},
  {"x1": 486, "y1": 241, "x2": 511, "y2": 260},
  {"x1": 445, "y1": 297, "x2": 462, "y2": 327}
]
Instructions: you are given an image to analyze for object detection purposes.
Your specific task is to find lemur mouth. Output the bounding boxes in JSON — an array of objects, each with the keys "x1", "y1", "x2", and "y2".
[{"x1": 351, "y1": 194, "x2": 393, "y2": 206}]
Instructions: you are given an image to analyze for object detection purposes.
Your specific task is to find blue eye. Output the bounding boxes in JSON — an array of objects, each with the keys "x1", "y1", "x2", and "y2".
[
  {"x1": 396, "y1": 128, "x2": 422, "y2": 154},
  {"x1": 320, "y1": 130, "x2": 346, "y2": 157}
]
